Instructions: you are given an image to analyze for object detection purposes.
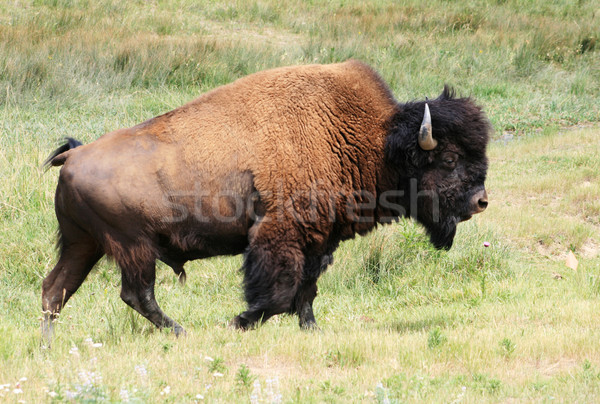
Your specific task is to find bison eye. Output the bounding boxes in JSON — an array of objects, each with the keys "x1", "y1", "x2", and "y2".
[{"x1": 440, "y1": 152, "x2": 458, "y2": 170}]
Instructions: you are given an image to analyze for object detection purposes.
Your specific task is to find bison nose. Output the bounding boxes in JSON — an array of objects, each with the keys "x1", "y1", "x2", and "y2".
[{"x1": 472, "y1": 189, "x2": 488, "y2": 214}]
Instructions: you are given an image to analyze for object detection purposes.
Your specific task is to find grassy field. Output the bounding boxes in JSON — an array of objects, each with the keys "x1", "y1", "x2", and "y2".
[{"x1": 1, "y1": 0, "x2": 599, "y2": 402}]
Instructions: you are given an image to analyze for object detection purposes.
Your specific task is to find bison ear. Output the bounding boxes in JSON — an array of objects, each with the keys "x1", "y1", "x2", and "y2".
[{"x1": 418, "y1": 103, "x2": 437, "y2": 150}]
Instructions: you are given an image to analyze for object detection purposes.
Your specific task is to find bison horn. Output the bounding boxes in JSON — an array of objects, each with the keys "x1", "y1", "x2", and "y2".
[{"x1": 418, "y1": 103, "x2": 437, "y2": 150}]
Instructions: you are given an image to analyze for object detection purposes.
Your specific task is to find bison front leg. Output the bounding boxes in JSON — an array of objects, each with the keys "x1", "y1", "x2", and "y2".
[
  {"x1": 120, "y1": 261, "x2": 185, "y2": 336},
  {"x1": 293, "y1": 254, "x2": 333, "y2": 330},
  {"x1": 294, "y1": 282, "x2": 318, "y2": 330},
  {"x1": 231, "y1": 238, "x2": 305, "y2": 330}
]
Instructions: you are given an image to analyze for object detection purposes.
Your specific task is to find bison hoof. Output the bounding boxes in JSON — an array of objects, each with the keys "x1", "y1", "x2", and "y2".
[
  {"x1": 300, "y1": 320, "x2": 321, "y2": 332},
  {"x1": 229, "y1": 314, "x2": 254, "y2": 331},
  {"x1": 173, "y1": 325, "x2": 187, "y2": 337}
]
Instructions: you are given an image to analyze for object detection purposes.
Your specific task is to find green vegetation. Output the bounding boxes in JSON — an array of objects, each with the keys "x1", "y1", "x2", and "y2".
[{"x1": 0, "y1": 0, "x2": 599, "y2": 402}]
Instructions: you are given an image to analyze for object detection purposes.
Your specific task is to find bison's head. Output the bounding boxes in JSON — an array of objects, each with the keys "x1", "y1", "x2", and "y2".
[{"x1": 386, "y1": 86, "x2": 490, "y2": 250}]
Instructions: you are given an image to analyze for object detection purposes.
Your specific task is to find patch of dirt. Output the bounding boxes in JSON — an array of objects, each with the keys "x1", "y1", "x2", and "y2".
[
  {"x1": 241, "y1": 355, "x2": 306, "y2": 379},
  {"x1": 525, "y1": 358, "x2": 580, "y2": 377},
  {"x1": 535, "y1": 242, "x2": 567, "y2": 261},
  {"x1": 580, "y1": 239, "x2": 600, "y2": 259},
  {"x1": 535, "y1": 238, "x2": 599, "y2": 261},
  {"x1": 199, "y1": 19, "x2": 303, "y2": 51}
]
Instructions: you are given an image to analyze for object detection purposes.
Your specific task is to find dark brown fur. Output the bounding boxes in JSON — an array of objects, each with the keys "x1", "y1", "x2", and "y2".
[{"x1": 42, "y1": 60, "x2": 490, "y2": 338}]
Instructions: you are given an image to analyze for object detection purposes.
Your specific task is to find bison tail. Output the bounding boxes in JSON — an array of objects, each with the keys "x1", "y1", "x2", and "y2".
[{"x1": 44, "y1": 137, "x2": 83, "y2": 169}]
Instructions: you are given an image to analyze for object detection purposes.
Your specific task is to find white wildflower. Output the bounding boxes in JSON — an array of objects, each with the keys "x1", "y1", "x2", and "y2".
[
  {"x1": 212, "y1": 372, "x2": 224, "y2": 378},
  {"x1": 160, "y1": 385, "x2": 171, "y2": 395},
  {"x1": 78, "y1": 371, "x2": 91, "y2": 386},
  {"x1": 450, "y1": 385, "x2": 467, "y2": 404},
  {"x1": 78, "y1": 370, "x2": 102, "y2": 386},
  {"x1": 375, "y1": 382, "x2": 390, "y2": 404},
  {"x1": 12, "y1": 388, "x2": 23, "y2": 394},
  {"x1": 265, "y1": 377, "x2": 282, "y2": 404},
  {"x1": 135, "y1": 364, "x2": 148, "y2": 383},
  {"x1": 119, "y1": 388, "x2": 130, "y2": 402},
  {"x1": 250, "y1": 379, "x2": 261, "y2": 404}
]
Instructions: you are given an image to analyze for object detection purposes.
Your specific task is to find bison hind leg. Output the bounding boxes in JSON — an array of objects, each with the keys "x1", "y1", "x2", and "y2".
[
  {"x1": 42, "y1": 227, "x2": 103, "y2": 346},
  {"x1": 119, "y1": 256, "x2": 185, "y2": 336}
]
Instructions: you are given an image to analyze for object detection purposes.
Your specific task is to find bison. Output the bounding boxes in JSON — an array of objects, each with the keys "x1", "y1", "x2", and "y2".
[{"x1": 42, "y1": 60, "x2": 489, "y2": 340}]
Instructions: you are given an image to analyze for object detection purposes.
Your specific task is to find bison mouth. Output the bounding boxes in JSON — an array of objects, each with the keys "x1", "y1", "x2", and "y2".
[{"x1": 459, "y1": 214, "x2": 472, "y2": 222}]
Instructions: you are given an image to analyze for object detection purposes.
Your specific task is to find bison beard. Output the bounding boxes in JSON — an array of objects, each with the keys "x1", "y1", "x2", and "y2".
[
  {"x1": 41, "y1": 60, "x2": 490, "y2": 342},
  {"x1": 426, "y1": 219, "x2": 458, "y2": 250}
]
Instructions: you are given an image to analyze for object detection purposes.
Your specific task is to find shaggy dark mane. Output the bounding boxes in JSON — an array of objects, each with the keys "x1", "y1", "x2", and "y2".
[{"x1": 385, "y1": 86, "x2": 490, "y2": 174}]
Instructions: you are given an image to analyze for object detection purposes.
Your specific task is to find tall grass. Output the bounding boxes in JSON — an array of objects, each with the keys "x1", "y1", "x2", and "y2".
[{"x1": 1, "y1": 0, "x2": 598, "y2": 133}]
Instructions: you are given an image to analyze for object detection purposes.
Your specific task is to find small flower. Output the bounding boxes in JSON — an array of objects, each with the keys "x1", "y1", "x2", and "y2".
[
  {"x1": 48, "y1": 391, "x2": 58, "y2": 398},
  {"x1": 212, "y1": 372, "x2": 224, "y2": 378},
  {"x1": 13, "y1": 388, "x2": 23, "y2": 394},
  {"x1": 483, "y1": 241, "x2": 490, "y2": 247},
  {"x1": 18, "y1": 378, "x2": 27, "y2": 383},
  {"x1": 160, "y1": 385, "x2": 171, "y2": 395},
  {"x1": 204, "y1": 356, "x2": 214, "y2": 362},
  {"x1": 92, "y1": 342, "x2": 103, "y2": 348},
  {"x1": 196, "y1": 394, "x2": 204, "y2": 400},
  {"x1": 69, "y1": 346, "x2": 80, "y2": 356},
  {"x1": 135, "y1": 364, "x2": 148, "y2": 378}
]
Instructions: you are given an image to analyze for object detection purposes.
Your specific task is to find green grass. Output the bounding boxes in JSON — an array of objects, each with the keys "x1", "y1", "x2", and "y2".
[{"x1": 1, "y1": 0, "x2": 599, "y2": 402}]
